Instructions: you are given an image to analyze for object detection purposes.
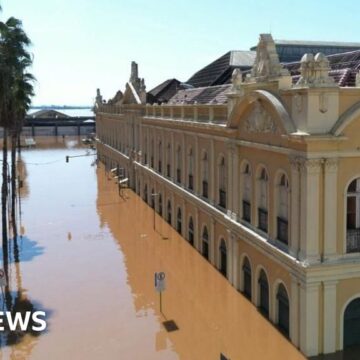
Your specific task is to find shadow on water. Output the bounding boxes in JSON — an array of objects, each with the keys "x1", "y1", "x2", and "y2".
[{"x1": 0, "y1": 236, "x2": 45, "y2": 264}]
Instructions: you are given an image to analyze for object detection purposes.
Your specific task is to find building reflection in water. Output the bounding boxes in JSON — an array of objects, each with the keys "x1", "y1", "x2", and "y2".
[{"x1": 96, "y1": 163, "x2": 306, "y2": 360}]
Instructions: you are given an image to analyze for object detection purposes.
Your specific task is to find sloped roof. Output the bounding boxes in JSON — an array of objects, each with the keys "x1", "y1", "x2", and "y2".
[
  {"x1": 147, "y1": 78, "x2": 185, "y2": 104},
  {"x1": 28, "y1": 109, "x2": 69, "y2": 118},
  {"x1": 168, "y1": 84, "x2": 231, "y2": 105},
  {"x1": 187, "y1": 51, "x2": 256, "y2": 88},
  {"x1": 284, "y1": 49, "x2": 360, "y2": 86}
]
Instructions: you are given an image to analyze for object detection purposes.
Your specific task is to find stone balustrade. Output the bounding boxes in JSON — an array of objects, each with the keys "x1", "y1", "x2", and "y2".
[{"x1": 96, "y1": 103, "x2": 228, "y2": 124}]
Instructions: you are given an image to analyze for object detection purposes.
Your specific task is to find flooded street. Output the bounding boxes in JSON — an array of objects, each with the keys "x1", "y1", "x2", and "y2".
[{"x1": 0, "y1": 137, "x2": 306, "y2": 359}]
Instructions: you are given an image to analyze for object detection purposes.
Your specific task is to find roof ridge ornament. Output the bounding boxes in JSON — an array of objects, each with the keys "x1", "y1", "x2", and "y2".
[
  {"x1": 250, "y1": 34, "x2": 289, "y2": 82},
  {"x1": 295, "y1": 52, "x2": 337, "y2": 88}
]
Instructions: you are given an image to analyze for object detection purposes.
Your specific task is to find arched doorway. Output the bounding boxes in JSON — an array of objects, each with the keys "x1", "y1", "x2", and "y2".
[
  {"x1": 242, "y1": 257, "x2": 252, "y2": 300},
  {"x1": 219, "y1": 238, "x2": 227, "y2": 277},
  {"x1": 202, "y1": 227, "x2": 209, "y2": 260},
  {"x1": 344, "y1": 297, "x2": 360, "y2": 348},
  {"x1": 258, "y1": 269, "x2": 269, "y2": 317},
  {"x1": 277, "y1": 283, "x2": 289, "y2": 337},
  {"x1": 167, "y1": 200, "x2": 172, "y2": 225},
  {"x1": 188, "y1": 217, "x2": 194, "y2": 245},
  {"x1": 177, "y1": 208, "x2": 182, "y2": 234}
]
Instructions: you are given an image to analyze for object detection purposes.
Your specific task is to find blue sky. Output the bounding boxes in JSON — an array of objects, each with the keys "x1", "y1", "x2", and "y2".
[{"x1": 2, "y1": 0, "x2": 359, "y2": 106}]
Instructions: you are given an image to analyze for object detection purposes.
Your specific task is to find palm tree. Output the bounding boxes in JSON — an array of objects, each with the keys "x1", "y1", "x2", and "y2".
[
  {"x1": 9, "y1": 70, "x2": 35, "y2": 238},
  {"x1": 0, "y1": 16, "x2": 33, "y2": 279}
]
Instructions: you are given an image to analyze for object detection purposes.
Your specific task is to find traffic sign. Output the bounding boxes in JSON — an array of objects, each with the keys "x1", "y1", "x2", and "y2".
[
  {"x1": 0, "y1": 269, "x2": 6, "y2": 287},
  {"x1": 155, "y1": 272, "x2": 166, "y2": 293}
]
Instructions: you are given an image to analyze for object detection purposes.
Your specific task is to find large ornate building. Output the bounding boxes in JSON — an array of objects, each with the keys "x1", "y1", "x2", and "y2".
[{"x1": 95, "y1": 34, "x2": 360, "y2": 357}]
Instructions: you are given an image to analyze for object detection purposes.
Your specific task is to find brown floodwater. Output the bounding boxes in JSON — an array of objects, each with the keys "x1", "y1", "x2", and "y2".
[{"x1": 0, "y1": 137, "x2": 307, "y2": 360}]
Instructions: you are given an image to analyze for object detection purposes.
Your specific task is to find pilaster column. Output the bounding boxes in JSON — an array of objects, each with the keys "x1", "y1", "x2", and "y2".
[
  {"x1": 290, "y1": 274, "x2": 300, "y2": 347},
  {"x1": 195, "y1": 208, "x2": 200, "y2": 251},
  {"x1": 182, "y1": 200, "x2": 186, "y2": 237},
  {"x1": 171, "y1": 133, "x2": 175, "y2": 180},
  {"x1": 324, "y1": 159, "x2": 338, "y2": 259},
  {"x1": 171, "y1": 193, "x2": 175, "y2": 228},
  {"x1": 182, "y1": 133, "x2": 186, "y2": 185},
  {"x1": 227, "y1": 142, "x2": 234, "y2": 216},
  {"x1": 210, "y1": 139, "x2": 215, "y2": 204},
  {"x1": 232, "y1": 145, "x2": 240, "y2": 220},
  {"x1": 300, "y1": 282, "x2": 320, "y2": 357},
  {"x1": 323, "y1": 280, "x2": 338, "y2": 354},
  {"x1": 290, "y1": 157, "x2": 301, "y2": 258},
  {"x1": 226, "y1": 230, "x2": 235, "y2": 284},
  {"x1": 299, "y1": 158, "x2": 322, "y2": 262},
  {"x1": 195, "y1": 135, "x2": 200, "y2": 195},
  {"x1": 232, "y1": 236, "x2": 239, "y2": 289}
]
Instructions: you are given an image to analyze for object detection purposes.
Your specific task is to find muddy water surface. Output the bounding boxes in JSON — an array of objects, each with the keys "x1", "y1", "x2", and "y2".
[{"x1": 0, "y1": 137, "x2": 306, "y2": 360}]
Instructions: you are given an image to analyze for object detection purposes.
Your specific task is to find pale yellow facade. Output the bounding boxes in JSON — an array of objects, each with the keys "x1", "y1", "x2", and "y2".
[{"x1": 95, "y1": 35, "x2": 360, "y2": 357}]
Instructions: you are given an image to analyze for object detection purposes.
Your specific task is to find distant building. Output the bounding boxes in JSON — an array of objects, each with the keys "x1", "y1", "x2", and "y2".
[
  {"x1": 96, "y1": 34, "x2": 360, "y2": 358},
  {"x1": 28, "y1": 109, "x2": 70, "y2": 119}
]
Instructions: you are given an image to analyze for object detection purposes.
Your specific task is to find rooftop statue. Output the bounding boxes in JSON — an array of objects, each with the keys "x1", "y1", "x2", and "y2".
[{"x1": 231, "y1": 68, "x2": 243, "y2": 92}]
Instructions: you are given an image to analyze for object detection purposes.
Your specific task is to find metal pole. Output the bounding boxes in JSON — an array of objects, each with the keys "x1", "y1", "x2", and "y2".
[{"x1": 160, "y1": 291, "x2": 162, "y2": 314}]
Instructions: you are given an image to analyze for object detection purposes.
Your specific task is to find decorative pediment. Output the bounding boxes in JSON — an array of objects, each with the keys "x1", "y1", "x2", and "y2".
[
  {"x1": 249, "y1": 34, "x2": 289, "y2": 82},
  {"x1": 243, "y1": 101, "x2": 278, "y2": 134}
]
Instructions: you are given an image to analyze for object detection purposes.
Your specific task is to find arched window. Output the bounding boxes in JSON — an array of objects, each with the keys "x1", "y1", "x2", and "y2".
[
  {"x1": 202, "y1": 226, "x2": 209, "y2": 260},
  {"x1": 177, "y1": 208, "x2": 182, "y2": 234},
  {"x1": 158, "y1": 141, "x2": 162, "y2": 173},
  {"x1": 242, "y1": 257, "x2": 252, "y2": 300},
  {"x1": 188, "y1": 217, "x2": 194, "y2": 245},
  {"x1": 242, "y1": 163, "x2": 252, "y2": 222},
  {"x1": 218, "y1": 157, "x2": 226, "y2": 209},
  {"x1": 167, "y1": 200, "x2": 172, "y2": 225},
  {"x1": 258, "y1": 269, "x2": 269, "y2": 317},
  {"x1": 346, "y1": 178, "x2": 360, "y2": 253},
  {"x1": 277, "y1": 174, "x2": 289, "y2": 245},
  {"x1": 344, "y1": 297, "x2": 360, "y2": 348},
  {"x1": 176, "y1": 145, "x2": 182, "y2": 183},
  {"x1": 219, "y1": 238, "x2": 227, "y2": 277},
  {"x1": 158, "y1": 193, "x2": 162, "y2": 216},
  {"x1": 188, "y1": 148, "x2": 194, "y2": 190},
  {"x1": 143, "y1": 184, "x2": 148, "y2": 203},
  {"x1": 202, "y1": 152, "x2": 209, "y2": 198},
  {"x1": 150, "y1": 139, "x2": 154, "y2": 168},
  {"x1": 277, "y1": 283, "x2": 289, "y2": 337},
  {"x1": 151, "y1": 189, "x2": 155, "y2": 209},
  {"x1": 258, "y1": 168, "x2": 268, "y2": 233},
  {"x1": 166, "y1": 143, "x2": 171, "y2": 177}
]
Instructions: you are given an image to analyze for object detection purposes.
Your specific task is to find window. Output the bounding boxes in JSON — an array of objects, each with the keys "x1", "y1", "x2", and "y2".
[
  {"x1": 277, "y1": 174, "x2": 289, "y2": 245},
  {"x1": 150, "y1": 139, "x2": 154, "y2": 168},
  {"x1": 218, "y1": 157, "x2": 226, "y2": 209},
  {"x1": 143, "y1": 184, "x2": 148, "y2": 203},
  {"x1": 258, "y1": 168, "x2": 268, "y2": 232},
  {"x1": 347, "y1": 178, "x2": 360, "y2": 253},
  {"x1": 188, "y1": 148, "x2": 194, "y2": 190},
  {"x1": 202, "y1": 227, "x2": 209, "y2": 260},
  {"x1": 167, "y1": 200, "x2": 172, "y2": 225},
  {"x1": 176, "y1": 145, "x2": 182, "y2": 183},
  {"x1": 258, "y1": 269, "x2": 269, "y2": 317},
  {"x1": 158, "y1": 141, "x2": 162, "y2": 173},
  {"x1": 188, "y1": 217, "x2": 194, "y2": 245},
  {"x1": 277, "y1": 284, "x2": 289, "y2": 337},
  {"x1": 158, "y1": 193, "x2": 162, "y2": 216},
  {"x1": 177, "y1": 208, "x2": 182, "y2": 235},
  {"x1": 166, "y1": 143, "x2": 171, "y2": 178},
  {"x1": 202, "y1": 152, "x2": 209, "y2": 198},
  {"x1": 242, "y1": 163, "x2": 251, "y2": 222},
  {"x1": 242, "y1": 257, "x2": 252, "y2": 300},
  {"x1": 219, "y1": 239, "x2": 227, "y2": 277},
  {"x1": 151, "y1": 189, "x2": 155, "y2": 208}
]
